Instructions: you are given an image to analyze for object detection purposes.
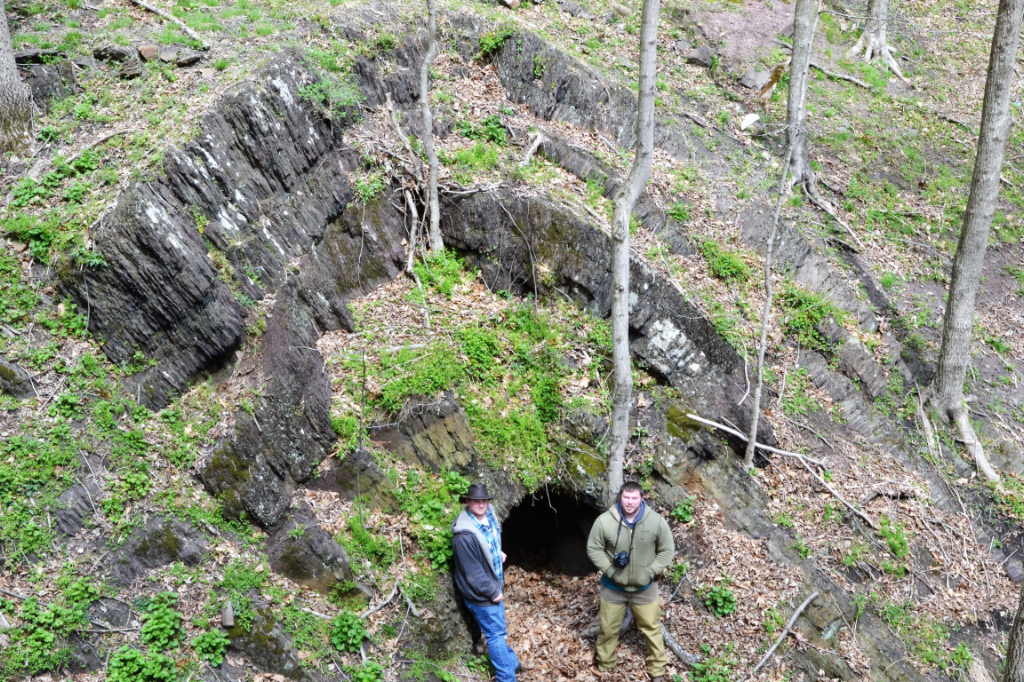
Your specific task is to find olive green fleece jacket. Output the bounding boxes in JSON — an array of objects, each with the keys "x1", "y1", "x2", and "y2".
[{"x1": 586, "y1": 504, "x2": 675, "y2": 591}]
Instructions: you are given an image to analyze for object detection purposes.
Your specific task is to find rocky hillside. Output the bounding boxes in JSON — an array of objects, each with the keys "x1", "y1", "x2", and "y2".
[{"x1": 1, "y1": 0, "x2": 1023, "y2": 681}]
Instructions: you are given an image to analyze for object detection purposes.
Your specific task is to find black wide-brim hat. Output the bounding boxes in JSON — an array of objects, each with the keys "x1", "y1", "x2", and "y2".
[{"x1": 462, "y1": 483, "x2": 494, "y2": 501}]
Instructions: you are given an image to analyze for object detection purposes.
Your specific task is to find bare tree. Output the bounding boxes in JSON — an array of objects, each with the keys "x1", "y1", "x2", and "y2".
[
  {"x1": 419, "y1": 0, "x2": 443, "y2": 252},
  {"x1": 845, "y1": 0, "x2": 908, "y2": 83},
  {"x1": 929, "y1": 0, "x2": 1023, "y2": 483},
  {"x1": 784, "y1": 0, "x2": 857, "y2": 243},
  {"x1": 1004, "y1": 582, "x2": 1024, "y2": 682},
  {"x1": 742, "y1": 143, "x2": 794, "y2": 470},
  {"x1": 607, "y1": 0, "x2": 661, "y2": 498},
  {"x1": 786, "y1": 0, "x2": 820, "y2": 194},
  {"x1": 1, "y1": 1, "x2": 32, "y2": 154}
]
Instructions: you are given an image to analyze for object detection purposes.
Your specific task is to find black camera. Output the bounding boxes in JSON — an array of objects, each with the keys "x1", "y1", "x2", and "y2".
[{"x1": 613, "y1": 551, "x2": 630, "y2": 568}]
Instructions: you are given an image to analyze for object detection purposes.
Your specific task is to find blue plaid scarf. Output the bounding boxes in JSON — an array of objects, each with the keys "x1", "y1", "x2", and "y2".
[{"x1": 469, "y1": 508, "x2": 503, "y2": 584}]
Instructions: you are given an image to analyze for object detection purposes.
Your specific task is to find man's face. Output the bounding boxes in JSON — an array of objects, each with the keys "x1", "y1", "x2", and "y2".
[
  {"x1": 468, "y1": 498, "x2": 490, "y2": 517},
  {"x1": 620, "y1": 489, "x2": 643, "y2": 515}
]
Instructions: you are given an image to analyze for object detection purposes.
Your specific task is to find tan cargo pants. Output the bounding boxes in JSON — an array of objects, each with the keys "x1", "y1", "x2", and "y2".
[{"x1": 595, "y1": 583, "x2": 667, "y2": 677}]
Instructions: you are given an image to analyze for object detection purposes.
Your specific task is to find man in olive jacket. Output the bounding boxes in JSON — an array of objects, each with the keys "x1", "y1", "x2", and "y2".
[{"x1": 587, "y1": 481, "x2": 675, "y2": 681}]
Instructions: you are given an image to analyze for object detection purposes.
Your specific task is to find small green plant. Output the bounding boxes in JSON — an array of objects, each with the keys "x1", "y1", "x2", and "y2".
[
  {"x1": 141, "y1": 592, "x2": 183, "y2": 651},
  {"x1": 476, "y1": 27, "x2": 514, "y2": 60},
  {"x1": 213, "y1": 57, "x2": 229, "y2": 70},
  {"x1": 107, "y1": 646, "x2": 178, "y2": 682},
  {"x1": 347, "y1": 660, "x2": 385, "y2": 682},
  {"x1": 330, "y1": 609, "x2": 367, "y2": 652},
  {"x1": 666, "y1": 201, "x2": 690, "y2": 223},
  {"x1": 669, "y1": 560, "x2": 690, "y2": 582},
  {"x1": 777, "y1": 282, "x2": 846, "y2": 351},
  {"x1": 191, "y1": 629, "x2": 230, "y2": 666},
  {"x1": 880, "y1": 272, "x2": 899, "y2": 290},
  {"x1": 533, "y1": 54, "x2": 546, "y2": 79},
  {"x1": 353, "y1": 171, "x2": 386, "y2": 203},
  {"x1": 704, "y1": 578, "x2": 737, "y2": 617},
  {"x1": 455, "y1": 114, "x2": 508, "y2": 145},
  {"x1": 700, "y1": 240, "x2": 750, "y2": 283},
  {"x1": 790, "y1": 536, "x2": 811, "y2": 559},
  {"x1": 763, "y1": 606, "x2": 785, "y2": 634},
  {"x1": 684, "y1": 644, "x2": 737, "y2": 682},
  {"x1": 412, "y1": 249, "x2": 471, "y2": 299},
  {"x1": 841, "y1": 539, "x2": 869, "y2": 568},
  {"x1": 878, "y1": 514, "x2": 910, "y2": 560},
  {"x1": 770, "y1": 510, "x2": 794, "y2": 528},
  {"x1": 950, "y1": 641, "x2": 973, "y2": 669},
  {"x1": 670, "y1": 496, "x2": 696, "y2": 524}
]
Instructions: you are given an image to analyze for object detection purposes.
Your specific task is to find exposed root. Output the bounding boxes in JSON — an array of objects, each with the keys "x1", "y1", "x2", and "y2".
[
  {"x1": 845, "y1": 33, "x2": 908, "y2": 84},
  {"x1": 953, "y1": 408, "x2": 999, "y2": 482},
  {"x1": 798, "y1": 175, "x2": 865, "y2": 250}
]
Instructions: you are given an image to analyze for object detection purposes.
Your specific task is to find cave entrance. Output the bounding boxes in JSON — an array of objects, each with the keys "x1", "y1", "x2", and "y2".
[{"x1": 502, "y1": 491, "x2": 601, "y2": 576}]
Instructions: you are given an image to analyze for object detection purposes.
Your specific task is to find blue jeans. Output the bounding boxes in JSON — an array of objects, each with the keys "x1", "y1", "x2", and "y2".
[{"x1": 464, "y1": 599, "x2": 519, "y2": 682}]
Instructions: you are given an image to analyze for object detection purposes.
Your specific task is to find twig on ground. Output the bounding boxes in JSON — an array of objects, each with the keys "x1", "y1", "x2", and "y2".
[
  {"x1": 783, "y1": 416, "x2": 833, "y2": 449},
  {"x1": 743, "y1": 591, "x2": 819, "y2": 680},
  {"x1": 662, "y1": 626, "x2": 701, "y2": 667},
  {"x1": 809, "y1": 61, "x2": 870, "y2": 88},
  {"x1": 360, "y1": 583, "x2": 399, "y2": 619},
  {"x1": 796, "y1": 455, "x2": 877, "y2": 530},
  {"x1": 127, "y1": 0, "x2": 208, "y2": 48},
  {"x1": 685, "y1": 413, "x2": 826, "y2": 467}
]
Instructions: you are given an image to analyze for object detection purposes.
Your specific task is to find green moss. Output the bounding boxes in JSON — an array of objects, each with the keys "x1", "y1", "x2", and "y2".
[{"x1": 666, "y1": 404, "x2": 701, "y2": 441}]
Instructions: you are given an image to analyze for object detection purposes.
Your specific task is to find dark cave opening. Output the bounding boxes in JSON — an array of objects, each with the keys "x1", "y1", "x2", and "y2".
[{"x1": 502, "y1": 491, "x2": 601, "y2": 576}]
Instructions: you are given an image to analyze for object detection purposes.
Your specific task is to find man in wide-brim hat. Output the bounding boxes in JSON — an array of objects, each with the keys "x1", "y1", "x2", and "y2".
[{"x1": 452, "y1": 483, "x2": 520, "y2": 682}]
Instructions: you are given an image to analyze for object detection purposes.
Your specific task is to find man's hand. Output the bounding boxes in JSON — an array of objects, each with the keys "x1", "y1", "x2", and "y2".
[
  {"x1": 501, "y1": 551, "x2": 507, "y2": 563},
  {"x1": 493, "y1": 592, "x2": 504, "y2": 603}
]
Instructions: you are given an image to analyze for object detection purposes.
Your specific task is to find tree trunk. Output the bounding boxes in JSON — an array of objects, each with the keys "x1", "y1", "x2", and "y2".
[
  {"x1": 607, "y1": 0, "x2": 660, "y2": 501},
  {"x1": 742, "y1": 143, "x2": 794, "y2": 470},
  {"x1": 845, "y1": 0, "x2": 907, "y2": 82},
  {"x1": 932, "y1": 0, "x2": 1022, "y2": 483},
  {"x1": 420, "y1": 0, "x2": 443, "y2": 252},
  {"x1": 1005, "y1": 582, "x2": 1024, "y2": 682},
  {"x1": 0, "y1": 2, "x2": 32, "y2": 154},
  {"x1": 786, "y1": 0, "x2": 818, "y2": 190}
]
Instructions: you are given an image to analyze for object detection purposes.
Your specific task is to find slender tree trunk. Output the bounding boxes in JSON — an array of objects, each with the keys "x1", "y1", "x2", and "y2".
[
  {"x1": 607, "y1": 0, "x2": 660, "y2": 501},
  {"x1": 420, "y1": 0, "x2": 443, "y2": 252},
  {"x1": 932, "y1": 0, "x2": 1022, "y2": 483},
  {"x1": 1005, "y1": 582, "x2": 1024, "y2": 682},
  {"x1": 845, "y1": 0, "x2": 908, "y2": 82},
  {"x1": 786, "y1": 0, "x2": 818, "y2": 190},
  {"x1": 742, "y1": 143, "x2": 794, "y2": 470},
  {"x1": 0, "y1": 2, "x2": 32, "y2": 154}
]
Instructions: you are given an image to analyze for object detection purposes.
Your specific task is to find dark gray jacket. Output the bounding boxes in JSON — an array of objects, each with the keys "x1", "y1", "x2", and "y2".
[{"x1": 452, "y1": 509, "x2": 502, "y2": 605}]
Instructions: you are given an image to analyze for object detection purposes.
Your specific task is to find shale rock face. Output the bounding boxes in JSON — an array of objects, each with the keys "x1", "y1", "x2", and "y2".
[
  {"x1": 440, "y1": 188, "x2": 778, "y2": 463},
  {"x1": 111, "y1": 516, "x2": 208, "y2": 585},
  {"x1": 375, "y1": 393, "x2": 477, "y2": 471},
  {"x1": 267, "y1": 504, "x2": 354, "y2": 594},
  {"x1": 60, "y1": 56, "x2": 351, "y2": 410},
  {"x1": 199, "y1": 193, "x2": 407, "y2": 528},
  {"x1": 0, "y1": 356, "x2": 34, "y2": 398}
]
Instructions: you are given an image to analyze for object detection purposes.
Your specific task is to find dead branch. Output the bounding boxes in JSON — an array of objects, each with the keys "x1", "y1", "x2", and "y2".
[
  {"x1": 795, "y1": 454, "x2": 878, "y2": 530},
  {"x1": 360, "y1": 582, "x2": 399, "y2": 619},
  {"x1": 519, "y1": 132, "x2": 546, "y2": 168},
  {"x1": 743, "y1": 591, "x2": 819, "y2": 680},
  {"x1": 127, "y1": 0, "x2": 208, "y2": 49},
  {"x1": 386, "y1": 93, "x2": 424, "y2": 182},
  {"x1": 685, "y1": 413, "x2": 826, "y2": 467},
  {"x1": 783, "y1": 416, "x2": 834, "y2": 450},
  {"x1": 663, "y1": 626, "x2": 701, "y2": 667},
  {"x1": 809, "y1": 61, "x2": 871, "y2": 88}
]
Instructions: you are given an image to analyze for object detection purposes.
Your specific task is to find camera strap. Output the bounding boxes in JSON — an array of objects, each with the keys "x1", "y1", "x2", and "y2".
[{"x1": 613, "y1": 515, "x2": 636, "y2": 557}]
